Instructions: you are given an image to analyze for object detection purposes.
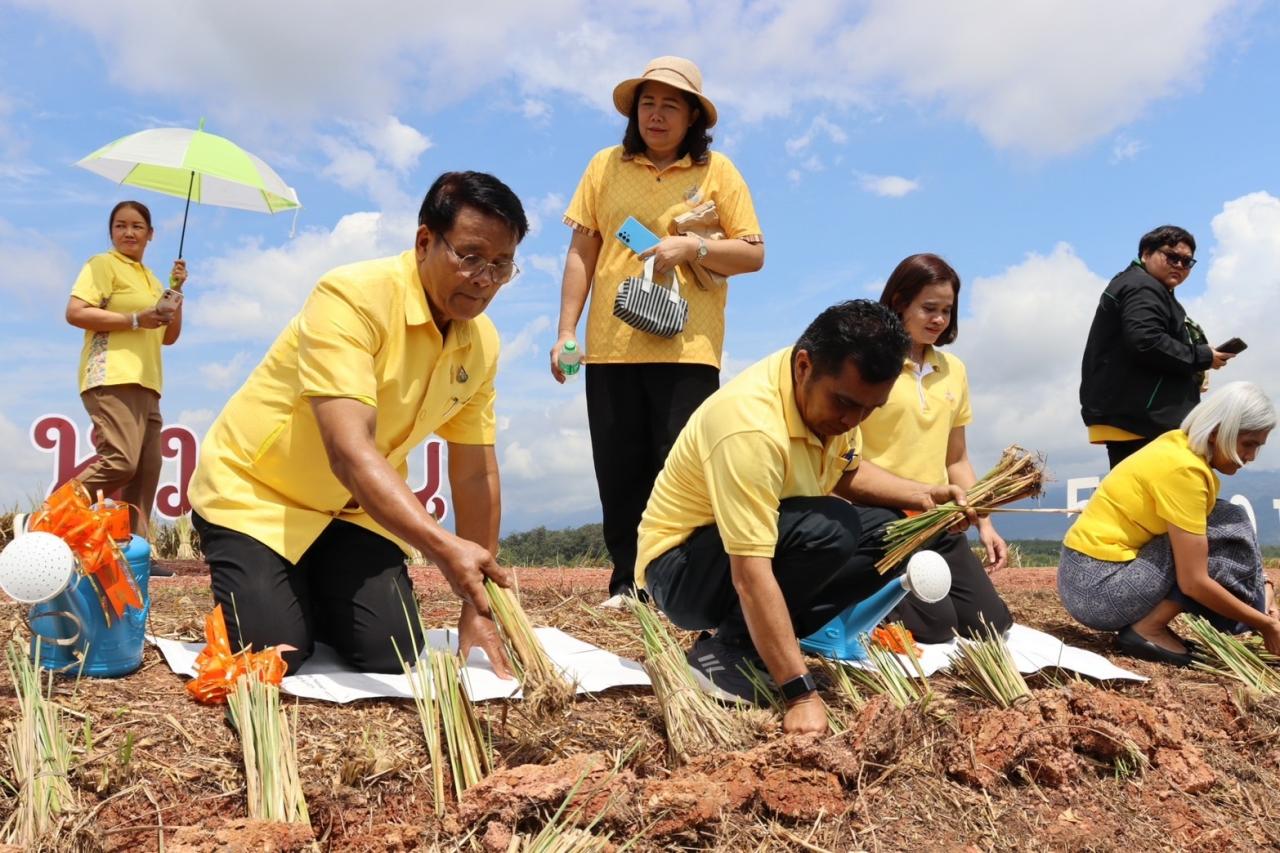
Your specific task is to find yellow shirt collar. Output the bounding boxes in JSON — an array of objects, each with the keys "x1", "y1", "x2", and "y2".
[
  {"x1": 108, "y1": 249, "x2": 145, "y2": 268},
  {"x1": 905, "y1": 345, "x2": 942, "y2": 373},
  {"x1": 779, "y1": 347, "x2": 823, "y2": 449},
  {"x1": 623, "y1": 151, "x2": 694, "y2": 171},
  {"x1": 403, "y1": 251, "x2": 431, "y2": 327}
]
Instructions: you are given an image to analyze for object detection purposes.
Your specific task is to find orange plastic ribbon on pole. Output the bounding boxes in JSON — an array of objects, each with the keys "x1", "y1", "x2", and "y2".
[
  {"x1": 187, "y1": 604, "x2": 286, "y2": 704},
  {"x1": 27, "y1": 480, "x2": 142, "y2": 620}
]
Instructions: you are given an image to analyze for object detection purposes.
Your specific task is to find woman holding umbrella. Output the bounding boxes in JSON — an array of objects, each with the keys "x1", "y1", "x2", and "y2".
[{"x1": 64, "y1": 200, "x2": 186, "y2": 537}]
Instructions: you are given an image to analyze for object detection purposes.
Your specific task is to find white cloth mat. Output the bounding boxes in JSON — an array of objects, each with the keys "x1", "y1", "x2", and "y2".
[
  {"x1": 838, "y1": 622, "x2": 1146, "y2": 682},
  {"x1": 149, "y1": 626, "x2": 651, "y2": 705}
]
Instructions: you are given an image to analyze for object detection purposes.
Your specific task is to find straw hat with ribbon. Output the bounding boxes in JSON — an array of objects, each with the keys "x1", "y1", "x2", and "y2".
[{"x1": 612, "y1": 56, "x2": 718, "y2": 128}]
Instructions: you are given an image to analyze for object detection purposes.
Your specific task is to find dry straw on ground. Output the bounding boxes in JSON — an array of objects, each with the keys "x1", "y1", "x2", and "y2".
[{"x1": 2, "y1": 637, "x2": 78, "y2": 846}]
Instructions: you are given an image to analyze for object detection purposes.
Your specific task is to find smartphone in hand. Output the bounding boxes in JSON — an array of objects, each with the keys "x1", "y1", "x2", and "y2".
[
  {"x1": 1217, "y1": 337, "x2": 1247, "y2": 354},
  {"x1": 614, "y1": 216, "x2": 660, "y2": 255},
  {"x1": 156, "y1": 288, "x2": 183, "y2": 320}
]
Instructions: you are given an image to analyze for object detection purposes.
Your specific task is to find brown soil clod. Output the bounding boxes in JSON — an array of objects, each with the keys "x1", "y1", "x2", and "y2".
[{"x1": 166, "y1": 818, "x2": 317, "y2": 852}]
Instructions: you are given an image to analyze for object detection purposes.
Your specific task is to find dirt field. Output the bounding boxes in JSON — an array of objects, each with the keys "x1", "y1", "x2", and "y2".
[{"x1": 4, "y1": 563, "x2": 1280, "y2": 852}]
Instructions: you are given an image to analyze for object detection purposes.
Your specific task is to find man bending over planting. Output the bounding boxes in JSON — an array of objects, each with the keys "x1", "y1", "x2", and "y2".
[
  {"x1": 636, "y1": 300, "x2": 976, "y2": 734},
  {"x1": 189, "y1": 172, "x2": 525, "y2": 677}
]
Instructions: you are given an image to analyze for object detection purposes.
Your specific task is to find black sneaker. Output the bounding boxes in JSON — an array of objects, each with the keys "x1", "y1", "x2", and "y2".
[{"x1": 685, "y1": 632, "x2": 771, "y2": 706}]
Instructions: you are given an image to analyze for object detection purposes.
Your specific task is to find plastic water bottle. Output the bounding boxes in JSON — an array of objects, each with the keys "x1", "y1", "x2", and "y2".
[{"x1": 558, "y1": 340, "x2": 582, "y2": 377}]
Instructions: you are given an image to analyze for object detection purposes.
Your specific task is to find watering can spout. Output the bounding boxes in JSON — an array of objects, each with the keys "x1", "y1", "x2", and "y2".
[{"x1": 799, "y1": 550, "x2": 951, "y2": 660}]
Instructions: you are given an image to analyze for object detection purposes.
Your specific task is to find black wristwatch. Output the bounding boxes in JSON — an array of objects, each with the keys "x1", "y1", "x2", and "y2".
[{"x1": 780, "y1": 671, "x2": 818, "y2": 703}]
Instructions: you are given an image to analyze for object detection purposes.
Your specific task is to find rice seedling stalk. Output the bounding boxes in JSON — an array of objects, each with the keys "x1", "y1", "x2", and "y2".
[
  {"x1": 484, "y1": 578, "x2": 575, "y2": 715},
  {"x1": 950, "y1": 622, "x2": 1031, "y2": 708},
  {"x1": 175, "y1": 513, "x2": 197, "y2": 559},
  {"x1": 515, "y1": 746, "x2": 643, "y2": 853},
  {"x1": 1181, "y1": 614, "x2": 1280, "y2": 694},
  {"x1": 429, "y1": 648, "x2": 492, "y2": 798},
  {"x1": 877, "y1": 445, "x2": 1046, "y2": 573},
  {"x1": 226, "y1": 674, "x2": 310, "y2": 824},
  {"x1": 392, "y1": 628, "x2": 446, "y2": 817},
  {"x1": 840, "y1": 632, "x2": 933, "y2": 709},
  {"x1": 627, "y1": 599, "x2": 756, "y2": 761},
  {"x1": 2, "y1": 638, "x2": 77, "y2": 845},
  {"x1": 817, "y1": 657, "x2": 866, "y2": 713},
  {"x1": 743, "y1": 661, "x2": 845, "y2": 733}
]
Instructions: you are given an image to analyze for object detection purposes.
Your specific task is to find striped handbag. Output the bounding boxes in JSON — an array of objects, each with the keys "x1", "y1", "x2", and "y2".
[{"x1": 612, "y1": 256, "x2": 688, "y2": 338}]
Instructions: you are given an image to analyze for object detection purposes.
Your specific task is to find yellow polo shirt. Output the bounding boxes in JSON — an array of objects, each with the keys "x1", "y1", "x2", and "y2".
[
  {"x1": 564, "y1": 146, "x2": 763, "y2": 368},
  {"x1": 859, "y1": 347, "x2": 972, "y2": 487},
  {"x1": 1064, "y1": 429, "x2": 1220, "y2": 563},
  {"x1": 635, "y1": 347, "x2": 861, "y2": 589},
  {"x1": 70, "y1": 250, "x2": 166, "y2": 394},
  {"x1": 189, "y1": 250, "x2": 499, "y2": 563}
]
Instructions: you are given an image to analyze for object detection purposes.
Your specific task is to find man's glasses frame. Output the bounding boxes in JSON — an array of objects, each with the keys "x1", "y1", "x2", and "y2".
[{"x1": 439, "y1": 233, "x2": 520, "y2": 284}]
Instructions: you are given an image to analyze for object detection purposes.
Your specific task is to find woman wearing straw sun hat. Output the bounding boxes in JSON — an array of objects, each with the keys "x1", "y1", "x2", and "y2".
[
  {"x1": 64, "y1": 200, "x2": 186, "y2": 542},
  {"x1": 550, "y1": 56, "x2": 765, "y2": 604}
]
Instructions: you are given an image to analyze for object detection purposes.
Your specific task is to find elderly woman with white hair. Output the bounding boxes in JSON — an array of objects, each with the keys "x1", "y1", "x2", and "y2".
[{"x1": 1058, "y1": 381, "x2": 1278, "y2": 666}]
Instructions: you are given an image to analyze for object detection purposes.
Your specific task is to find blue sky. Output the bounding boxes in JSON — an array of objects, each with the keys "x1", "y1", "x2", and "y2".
[{"x1": 1, "y1": 1, "x2": 1278, "y2": 535}]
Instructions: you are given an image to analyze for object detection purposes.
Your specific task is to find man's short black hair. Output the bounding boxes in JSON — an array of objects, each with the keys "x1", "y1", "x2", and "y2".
[
  {"x1": 794, "y1": 300, "x2": 909, "y2": 384},
  {"x1": 1138, "y1": 225, "x2": 1196, "y2": 257},
  {"x1": 418, "y1": 171, "x2": 529, "y2": 241}
]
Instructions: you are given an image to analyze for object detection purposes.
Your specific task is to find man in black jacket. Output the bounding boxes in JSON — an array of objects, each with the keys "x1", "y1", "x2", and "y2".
[{"x1": 1080, "y1": 225, "x2": 1236, "y2": 468}]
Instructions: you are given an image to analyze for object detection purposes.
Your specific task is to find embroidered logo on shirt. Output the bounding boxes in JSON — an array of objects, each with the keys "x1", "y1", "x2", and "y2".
[{"x1": 456, "y1": 366, "x2": 469, "y2": 383}]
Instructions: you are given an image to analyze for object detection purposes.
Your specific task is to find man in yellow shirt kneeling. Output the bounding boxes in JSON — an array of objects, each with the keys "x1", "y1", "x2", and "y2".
[
  {"x1": 189, "y1": 172, "x2": 527, "y2": 677},
  {"x1": 637, "y1": 300, "x2": 976, "y2": 735}
]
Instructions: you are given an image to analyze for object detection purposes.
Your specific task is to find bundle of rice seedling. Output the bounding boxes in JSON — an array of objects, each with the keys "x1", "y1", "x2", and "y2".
[
  {"x1": 2, "y1": 639, "x2": 77, "y2": 845},
  {"x1": 430, "y1": 648, "x2": 492, "y2": 798},
  {"x1": 393, "y1": 632, "x2": 446, "y2": 816},
  {"x1": 840, "y1": 632, "x2": 933, "y2": 709},
  {"x1": 485, "y1": 578, "x2": 575, "y2": 715},
  {"x1": 627, "y1": 599, "x2": 756, "y2": 761},
  {"x1": 877, "y1": 445, "x2": 1046, "y2": 573},
  {"x1": 950, "y1": 622, "x2": 1031, "y2": 708},
  {"x1": 175, "y1": 513, "x2": 198, "y2": 560},
  {"x1": 1181, "y1": 614, "x2": 1280, "y2": 694},
  {"x1": 817, "y1": 658, "x2": 866, "y2": 713},
  {"x1": 226, "y1": 674, "x2": 309, "y2": 824}
]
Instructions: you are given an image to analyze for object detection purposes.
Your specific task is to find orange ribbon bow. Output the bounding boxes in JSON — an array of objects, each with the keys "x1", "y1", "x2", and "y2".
[
  {"x1": 187, "y1": 604, "x2": 287, "y2": 704},
  {"x1": 27, "y1": 480, "x2": 142, "y2": 620},
  {"x1": 871, "y1": 624, "x2": 921, "y2": 658}
]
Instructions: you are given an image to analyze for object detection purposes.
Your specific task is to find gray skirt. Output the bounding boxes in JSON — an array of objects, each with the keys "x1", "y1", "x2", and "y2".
[{"x1": 1058, "y1": 500, "x2": 1265, "y2": 634}]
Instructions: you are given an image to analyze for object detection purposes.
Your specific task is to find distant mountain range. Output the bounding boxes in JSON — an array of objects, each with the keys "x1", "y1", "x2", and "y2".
[{"x1": 990, "y1": 468, "x2": 1280, "y2": 544}]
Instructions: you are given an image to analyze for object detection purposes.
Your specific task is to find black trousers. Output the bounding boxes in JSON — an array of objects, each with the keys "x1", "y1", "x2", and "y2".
[
  {"x1": 645, "y1": 498, "x2": 897, "y2": 648},
  {"x1": 192, "y1": 514, "x2": 424, "y2": 675},
  {"x1": 585, "y1": 362, "x2": 719, "y2": 596},
  {"x1": 889, "y1": 530, "x2": 1013, "y2": 644},
  {"x1": 1105, "y1": 437, "x2": 1152, "y2": 469}
]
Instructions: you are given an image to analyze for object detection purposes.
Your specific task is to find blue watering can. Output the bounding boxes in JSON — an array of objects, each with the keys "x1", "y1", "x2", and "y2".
[{"x1": 799, "y1": 549, "x2": 951, "y2": 660}]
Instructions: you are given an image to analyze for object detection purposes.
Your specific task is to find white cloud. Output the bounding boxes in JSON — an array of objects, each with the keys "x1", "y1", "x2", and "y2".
[
  {"x1": 499, "y1": 315, "x2": 552, "y2": 368},
  {"x1": 174, "y1": 408, "x2": 216, "y2": 433},
  {"x1": 524, "y1": 192, "x2": 567, "y2": 239},
  {"x1": 190, "y1": 209, "x2": 414, "y2": 340},
  {"x1": 0, "y1": 412, "x2": 56, "y2": 508},
  {"x1": 21, "y1": 0, "x2": 1247, "y2": 157},
  {"x1": 785, "y1": 115, "x2": 847, "y2": 156},
  {"x1": 952, "y1": 243, "x2": 1107, "y2": 477},
  {"x1": 521, "y1": 98, "x2": 551, "y2": 121},
  {"x1": 365, "y1": 116, "x2": 432, "y2": 172},
  {"x1": 1186, "y1": 191, "x2": 1280, "y2": 456},
  {"x1": 198, "y1": 352, "x2": 253, "y2": 390},
  {"x1": 497, "y1": 390, "x2": 599, "y2": 520},
  {"x1": 0, "y1": 218, "x2": 76, "y2": 306},
  {"x1": 1110, "y1": 133, "x2": 1147, "y2": 164},
  {"x1": 857, "y1": 173, "x2": 921, "y2": 198}
]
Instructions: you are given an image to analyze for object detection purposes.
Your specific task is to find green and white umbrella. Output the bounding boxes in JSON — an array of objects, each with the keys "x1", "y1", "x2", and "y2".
[{"x1": 75, "y1": 119, "x2": 300, "y2": 256}]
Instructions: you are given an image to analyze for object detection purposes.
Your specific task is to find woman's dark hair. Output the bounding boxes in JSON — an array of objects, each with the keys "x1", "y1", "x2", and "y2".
[
  {"x1": 109, "y1": 200, "x2": 152, "y2": 233},
  {"x1": 621, "y1": 83, "x2": 712, "y2": 164},
  {"x1": 418, "y1": 171, "x2": 529, "y2": 241},
  {"x1": 793, "y1": 300, "x2": 909, "y2": 384},
  {"x1": 878, "y1": 253, "x2": 961, "y2": 347},
  {"x1": 1138, "y1": 225, "x2": 1196, "y2": 257}
]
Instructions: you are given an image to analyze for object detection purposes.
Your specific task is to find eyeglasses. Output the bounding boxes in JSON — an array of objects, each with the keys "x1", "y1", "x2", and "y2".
[
  {"x1": 438, "y1": 234, "x2": 519, "y2": 284},
  {"x1": 1159, "y1": 249, "x2": 1197, "y2": 270}
]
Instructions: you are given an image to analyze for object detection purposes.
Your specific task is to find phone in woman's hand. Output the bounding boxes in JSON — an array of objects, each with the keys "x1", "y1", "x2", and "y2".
[{"x1": 1217, "y1": 337, "x2": 1247, "y2": 354}]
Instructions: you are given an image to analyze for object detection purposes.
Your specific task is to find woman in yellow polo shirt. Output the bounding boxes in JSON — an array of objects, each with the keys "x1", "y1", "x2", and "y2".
[
  {"x1": 1058, "y1": 382, "x2": 1278, "y2": 666},
  {"x1": 550, "y1": 56, "x2": 765, "y2": 601},
  {"x1": 65, "y1": 200, "x2": 186, "y2": 535},
  {"x1": 859, "y1": 253, "x2": 1012, "y2": 642}
]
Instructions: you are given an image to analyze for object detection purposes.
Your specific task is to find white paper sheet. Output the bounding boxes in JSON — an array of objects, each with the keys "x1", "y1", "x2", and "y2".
[
  {"x1": 149, "y1": 626, "x2": 651, "y2": 705},
  {"x1": 833, "y1": 622, "x2": 1146, "y2": 682}
]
